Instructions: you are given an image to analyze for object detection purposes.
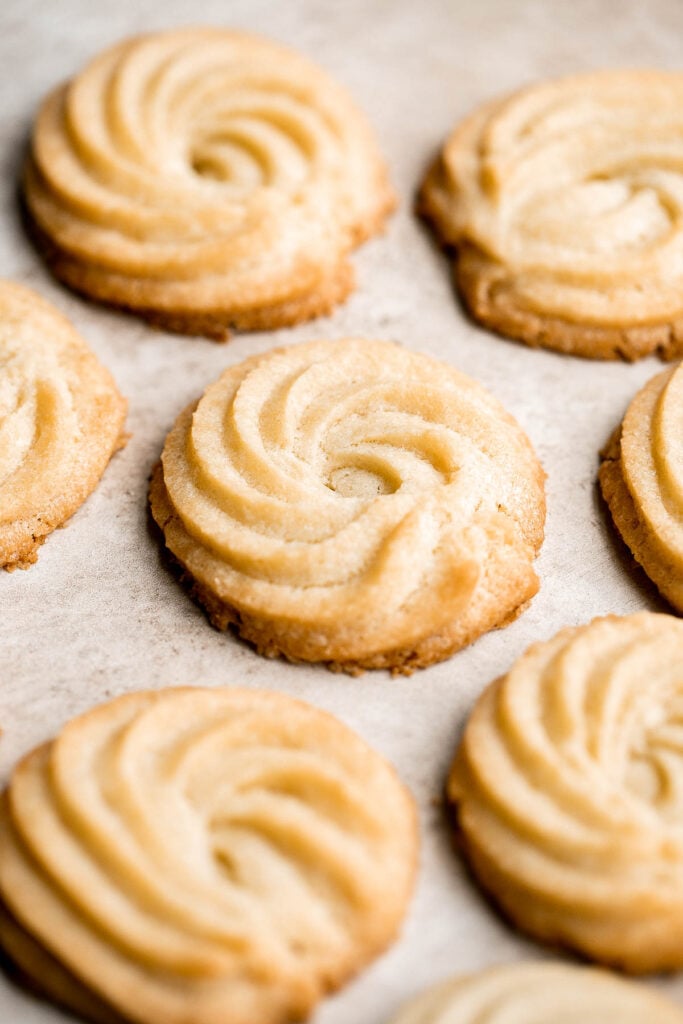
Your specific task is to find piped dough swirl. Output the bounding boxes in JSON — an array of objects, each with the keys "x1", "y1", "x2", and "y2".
[
  {"x1": 600, "y1": 363, "x2": 683, "y2": 611},
  {"x1": 24, "y1": 28, "x2": 395, "y2": 338},
  {"x1": 420, "y1": 70, "x2": 683, "y2": 360},
  {"x1": 449, "y1": 612, "x2": 683, "y2": 972},
  {"x1": 0, "y1": 687, "x2": 417, "y2": 1024},
  {"x1": 0, "y1": 280, "x2": 126, "y2": 569},
  {"x1": 150, "y1": 338, "x2": 545, "y2": 672},
  {"x1": 388, "y1": 963, "x2": 683, "y2": 1023}
]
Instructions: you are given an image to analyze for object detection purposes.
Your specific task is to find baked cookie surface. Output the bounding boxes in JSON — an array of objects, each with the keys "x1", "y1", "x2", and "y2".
[
  {"x1": 0, "y1": 687, "x2": 417, "y2": 1024},
  {"x1": 388, "y1": 963, "x2": 683, "y2": 1023},
  {"x1": 420, "y1": 71, "x2": 683, "y2": 360},
  {"x1": 0, "y1": 280, "x2": 126, "y2": 569},
  {"x1": 448, "y1": 612, "x2": 683, "y2": 972},
  {"x1": 24, "y1": 28, "x2": 395, "y2": 340},
  {"x1": 600, "y1": 363, "x2": 683, "y2": 611},
  {"x1": 150, "y1": 338, "x2": 545, "y2": 673}
]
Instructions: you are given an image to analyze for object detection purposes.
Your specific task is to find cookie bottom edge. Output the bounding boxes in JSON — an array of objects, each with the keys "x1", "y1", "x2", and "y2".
[{"x1": 148, "y1": 463, "x2": 538, "y2": 676}]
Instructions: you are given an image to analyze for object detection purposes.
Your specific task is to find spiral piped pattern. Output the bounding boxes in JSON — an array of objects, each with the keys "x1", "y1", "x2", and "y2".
[
  {"x1": 150, "y1": 339, "x2": 545, "y2": 671},
  {"x1": 25, "y1": 29, "x2": 395, "y2": 337},
  {"x1": 388, "y1": 963, "x2": 683, "y2": 1023},
  {"x1": 420, "y1": 71, "x2": 683, "y2": 359},
  {"x1": 0, "y1": 687, "x2": 417, "y2": 1024},
  {"x1": 449, "y1": 612, "x2": 683, "y2": 971},
  {"x1": 0, "y1": 281, "x2": 126, "y2": 568},
  {"x1": 600, "y1": 363, "x2": 683, "y2": 611}
]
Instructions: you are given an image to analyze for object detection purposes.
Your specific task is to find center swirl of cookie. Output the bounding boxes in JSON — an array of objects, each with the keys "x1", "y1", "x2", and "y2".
[
  {"x1": 454, "y1": 71, "x2": 683, "y2": 321},
  {"x1": 160, "y1": 339, "x2": 542, "y2": 643},
  {"x1": 513, "y1": 619, "x2": 683, "y2": 833},
  {"x1": 625, "y1": 697, "x2": 683, "y2": 815},
  {"x1": 26, "y1": 28, "x2": 383, "y2": 290},
  {"x1": 54, "y1": 34, "x2": 337, "y2": 204},
  {"x1": 181, "y1": 343, "x2": 468, "y2": 572},
  {"x1": 185, "y1": 96, "x2": 322, "y2": 191}
]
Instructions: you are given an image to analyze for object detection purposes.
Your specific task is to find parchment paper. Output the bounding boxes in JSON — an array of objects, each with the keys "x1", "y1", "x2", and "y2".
[{"x1": 3, "y1": 1, "x2": 683, "y2": 1020}]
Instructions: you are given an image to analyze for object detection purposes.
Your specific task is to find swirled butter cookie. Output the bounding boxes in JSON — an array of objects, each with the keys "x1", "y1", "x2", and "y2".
[
  {"x1": 420, "y1": 71, "x2": 683, "y2": 360},
  {"x1": 388, "y1": 963, "x2": 683, "y2": 1023},
  {"x1": 24, "y1": 29, "x2": 395, "y2": 340},
  {"x1": 600, "y1": 364, "x2": 683, "y2": 611},
  {"x1": 449, "y1": 612, "x2": 683, "y2": 972},
  {"x1": 0, "y1": 281, "x2": 126, "y2": 569},
  {"x1": 0, "y1": 687, "x2": 417, "y2": 1024},
  {"x1": 149, "y1": 338, "x2": 545, "y2": 673}
]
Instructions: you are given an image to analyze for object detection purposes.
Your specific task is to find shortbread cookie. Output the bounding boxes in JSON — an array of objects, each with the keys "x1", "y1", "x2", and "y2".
[
  {"x1": 600, "y1": 364, "x2": 683, "y2": 611},
  {"x1": 24, "y1": 29, "x2": 395, "y2": 340},
  {"x1": 420, "y1": 71, "x2": 683, "y2": 360},
  {"x1": 388, "y1": 963, "x2": 683, "y2": 1023},
  {"x1": 0, "y1": 280, "x2": 126, "y2": 569},
  {"x1": 0, "y1": 687, "x2": 417, "y2": 1024},
  {"x1": 150, "y1": 338, "x2": 545, "y2": 673},
  {"x1": 449, "y1": 612, "x2": 683, "y2": 972}
]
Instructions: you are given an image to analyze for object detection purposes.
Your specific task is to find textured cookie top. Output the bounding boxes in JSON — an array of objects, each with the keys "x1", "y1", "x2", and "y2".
[
  {"x1": 154, "y1": 338, "x2": 545, "y2": 668},
  {"x1": 449, "y1": 612, "x2": 683, "y2": 971},
  {"x1": 25, "y1": 28, "x2": 394, "y2": 334},
  {"x1": 421, "y1": 71, "x2": 683, "y2": 358},
  {"x1": 389, "y1": 963, "x2": 683, "y2": 1023},
  {"x1": 600, "y1": 363, "x2": 683, "y2": 611},
  {"x1": 0, "y1": 280, "x2": 126, "y2": 568},
  {"x1": 0, "y1": 687, "x2": 417, "y2": 1024}
]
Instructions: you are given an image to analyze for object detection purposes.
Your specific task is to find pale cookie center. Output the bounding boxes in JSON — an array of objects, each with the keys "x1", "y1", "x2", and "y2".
[
  {"x1": 186, "y1": 107, "x2": 317, "y2": 191},
  {"x1": 326, "y1": 465, "x2": 398, "y2": 498},
  {"x1": 517, "y1": 178, "x2": 673, "y2": 253},
  {"x1": 624, "y1": 696, "x2": 683, "y2": 819}
]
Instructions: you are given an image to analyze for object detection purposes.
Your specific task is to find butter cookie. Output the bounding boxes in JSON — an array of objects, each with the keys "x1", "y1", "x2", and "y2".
[
  {"x1": 0, "y1": 281, "x2": 126, "y2": 569},
  {"x1": 388, "y1": 963, "x2": 683, "y2": 1023},
  {"x1": 149, "y1": 338, "x2": 545, "y2": 673},
  {"x1": 600, "y1": 363, "x2": 683, "y2": 611},
  {"x1": 25, "y1": 28, "x2": 395, "y2": 339},
  {"x1": 420, "y1": 71, "x2": 683, "y2": 360},
  {"x1": 449, "y1": 612, "x2": 683, "y2": 972},
  {"x1": 0, "y1": 687, "x2": 417, "y2": 1024}
]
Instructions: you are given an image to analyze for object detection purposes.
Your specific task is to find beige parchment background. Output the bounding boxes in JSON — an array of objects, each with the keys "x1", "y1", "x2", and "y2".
[{"x1": 2, "y1": 0, "x2": 682, "y2": 1020}]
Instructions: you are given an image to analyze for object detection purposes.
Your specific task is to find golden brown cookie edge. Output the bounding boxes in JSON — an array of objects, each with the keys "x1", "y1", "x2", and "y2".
[
  {"x1": 23, "y1": 159, "x2": 396, "y2": 342},
  {"x1": 599, "y1": 421, "x2": 683, "y2": 613}
]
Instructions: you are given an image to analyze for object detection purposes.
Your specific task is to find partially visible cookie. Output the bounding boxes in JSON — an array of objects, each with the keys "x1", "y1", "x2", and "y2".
[
  {"x1": 24, "y1": 28, "x2": 395, "y2": 340},
  {"x1": 388, "y1": 963, "x2": 683, "y2": 1022},
  {"x1": 0, "y1": 281, "x2": 126, "y2": 569},
  {"x1": 150, "y1": 338, "x2": 545, "y2": 674},
  {"x1": 419, "y1": 71, "x2": 683, "y2": 360},
  {"x1": 600, "y1": 363, "x2": 683, "y2": 611},
  {"x1": 0, "y1": 687, "x2": 417, "y2": 1024},
  {"x1": 448, "y1": 612, "x2": 683, "y2": 973}
]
